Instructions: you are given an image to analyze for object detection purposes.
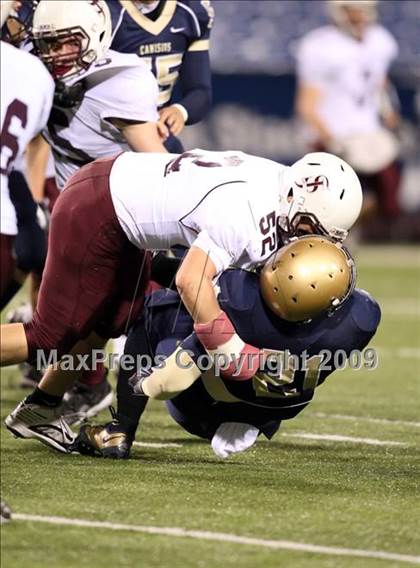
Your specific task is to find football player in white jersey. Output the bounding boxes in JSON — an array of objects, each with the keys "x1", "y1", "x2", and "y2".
[
  {"x1": 0, "y1": 0, "x2": 54, "y2": 303},
  {"x1": 0, "y1": 0, "x2": 53, "y2": 522},
  {"x1": 295, "y1": 0, "x2": 401, "y2": 220},
  {"x1": 31, "y1": 0, "x2": 167, "y2": 191},
  {"x1": 11, "y1": 0, "x2": 168, "y2": 413},
  {"x1": 2, "y1": 148, "x2": 363, "y2": 452}
]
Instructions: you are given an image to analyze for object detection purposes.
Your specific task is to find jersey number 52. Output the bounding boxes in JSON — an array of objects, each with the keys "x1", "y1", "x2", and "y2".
[{"x1": 259, "y1": 211, "x2": 280, "y2": 257}]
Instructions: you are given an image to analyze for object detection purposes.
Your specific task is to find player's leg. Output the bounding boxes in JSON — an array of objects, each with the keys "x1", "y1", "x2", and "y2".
[
  {"x1": 1, "y1": 157, "x2": 128, "y2": 366},
  {"x1": 0, "y1": 322, "x2": 28, "y2": 363},
  {"x1": 74, "y1": 317, "x2": 152, "y2": 459},
  {"x1": 0, "y1": 208, "x2": 19, "y2": 308},
  {"x1": 2, "y1": 171, "x2": 48, "y2": 378},
  {"x1": 375, "y1": 161, "x2": 401, "y2": 218},
  {"x1": 5, "y1": 332, "x2": 107, "y2": 452},
  {"x1": 60, "y1": 239, "x2": 151, "y2": 425},
  {"x1": 4, "y1": 157, "x2": 149, "y2": 451}
]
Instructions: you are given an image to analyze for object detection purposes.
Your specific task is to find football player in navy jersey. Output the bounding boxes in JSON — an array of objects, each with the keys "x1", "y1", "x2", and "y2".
[
  {"x1": 107, "y1": 0, "x2": 214, "y2": 152},
  {"x1": 74, "y1": 236, "x2": 381, "y2": 459}
]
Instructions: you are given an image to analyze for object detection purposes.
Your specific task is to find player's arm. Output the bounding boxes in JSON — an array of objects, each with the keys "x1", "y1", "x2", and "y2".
[
  {"x1": 175, "y1": 246, "x2": 220, "y2": 323},
  {"x1": 159, "y1": 50, "x2": 212, "y2": 135},
  {"x1": 109, "y1": 118, "x2": 168, "y2": 152},
  {"x1": 106, "y1": 65, "x2": 168, "y2": 152},
  {"x1": 379, "y1": 79, "x2": 400, "y2": 130},
  {"x1": 22, "y1": 63, "x2": 55, "y2": 201},
  {"x1": 129, "y1": 248, "x2": 221, "y2": 399},
  {"x1": 25, "y1": 134, "x2": 50, "y2": 202},
  {"x1": 295, "y1": 33, "x2": 338, "y2": 148},
  {"x1": 295, "y1": 82, "x2": 334, "y2": 148},
  {"x1": 158, "y1": 0, "x2": 213, "y2": 135}
]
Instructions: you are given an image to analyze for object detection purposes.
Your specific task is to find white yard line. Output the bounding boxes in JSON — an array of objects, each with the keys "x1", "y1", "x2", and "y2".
[
  {"x1": 133, "y1": 441, "x2": 183, "y2": 448},
  {"x1": 281, "y1": 432, "x2": 407, "y2": 446},
  {"x1": 375, "y1": 299, "x2": 419, "y2": 318},
  {"x1": 132, "y1": 431, "x2": 413, "y2": 450},
  {"x1": 310, "y1": 412, "x2": 420, "y2": 428},
  {"x1": 362, "y1": 346, "x2": 420, "y2": 358},
  {"x1": 12, "y1": 513, "x2": 420, "y2": 565}
]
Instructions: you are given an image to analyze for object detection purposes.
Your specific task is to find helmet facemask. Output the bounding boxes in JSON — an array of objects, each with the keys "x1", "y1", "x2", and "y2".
[
  {"x1": 33, "y1": 27, "x2": 94, "y2": 81},
  {"x1": 278, "y1": 186, "x2": 348, "y2": 244},
  {"x1": 279, "y1": 153, "x2": 363, "y2": 243},
  {"x1": 31, "y1": 0, "x2": 112, "y2": 83}
]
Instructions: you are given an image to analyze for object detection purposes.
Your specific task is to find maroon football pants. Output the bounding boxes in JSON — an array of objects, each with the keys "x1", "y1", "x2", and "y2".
[
  {"x1": 0, "y1": 233, "x2": 16, "y2": 299},
  {"x1": 24, "y1": 155, "x2": 150, "y2": 363}
]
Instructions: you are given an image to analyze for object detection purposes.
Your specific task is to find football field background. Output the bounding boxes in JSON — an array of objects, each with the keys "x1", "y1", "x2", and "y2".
[{"x1": 1, "y1": 245, "x2": 419, "y2": 568}]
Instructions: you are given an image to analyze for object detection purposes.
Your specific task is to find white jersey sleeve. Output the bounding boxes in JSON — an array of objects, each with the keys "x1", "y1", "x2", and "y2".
[
  {"x1": 182, "y1": 181, "x2": 255, "y2": 273},
  {"x1": 296, "y1": 28, "x2": 330, "y2": 88},
  {"x1": 90, "y1": 61, "x2": 159, "y2": 124}
]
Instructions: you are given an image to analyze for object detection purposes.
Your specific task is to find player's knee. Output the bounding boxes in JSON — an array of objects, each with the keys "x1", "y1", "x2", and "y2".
[{"x1": 23, "y1": 319, "x2": 76, "y2": 365}]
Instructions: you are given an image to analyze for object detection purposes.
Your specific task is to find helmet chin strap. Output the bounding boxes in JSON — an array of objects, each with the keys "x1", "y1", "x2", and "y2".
[{"x1": 54, "y1": 80, "x2": 85, "y2": 108}]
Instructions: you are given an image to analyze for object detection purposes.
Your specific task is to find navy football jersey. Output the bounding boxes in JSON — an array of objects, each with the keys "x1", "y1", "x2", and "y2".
[
  {"x1": 143, "y1": 270, "x2": 381, "y2": 420},
  {"x1": 108, "y1": 0, "x2": 213, "y2": 111}
]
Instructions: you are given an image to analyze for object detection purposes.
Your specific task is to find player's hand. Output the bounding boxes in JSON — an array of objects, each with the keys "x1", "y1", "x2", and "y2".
[
  {"x1": 325, "y1": 138, "x2": 345, "y2": 156},
  {"x1": 382, "y1": 110, "x2": 400, "y2": 130},
  {"x1": 156, "y1": 120, "x2": 169, "y2": 142},
  {"x1": 158, "y1": 105, "x2": 186, "y2": 136},
  {"x1": 128, "y1": 367, "x2": 151, "y2": 396}
]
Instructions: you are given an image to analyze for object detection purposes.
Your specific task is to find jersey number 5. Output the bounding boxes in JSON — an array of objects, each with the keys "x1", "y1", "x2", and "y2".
[{"x1": 142, "y1": 53, "x2": 184, "y2": 107}]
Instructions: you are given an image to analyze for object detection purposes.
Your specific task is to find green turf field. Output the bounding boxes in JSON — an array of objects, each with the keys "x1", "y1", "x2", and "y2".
[{"x1": 1, "y1": 245, "x2": 419, "y2": 567}]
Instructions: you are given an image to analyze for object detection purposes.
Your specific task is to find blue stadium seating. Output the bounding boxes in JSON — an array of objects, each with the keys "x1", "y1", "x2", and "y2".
[{"x1": 209, "y1": 1, "x2": 420, "y2": 74}]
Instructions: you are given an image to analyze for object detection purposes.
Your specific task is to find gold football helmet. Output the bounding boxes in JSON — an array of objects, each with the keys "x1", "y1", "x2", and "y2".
[{"x1": 260, "y1": 235, "x2": 356, "y2": 322}]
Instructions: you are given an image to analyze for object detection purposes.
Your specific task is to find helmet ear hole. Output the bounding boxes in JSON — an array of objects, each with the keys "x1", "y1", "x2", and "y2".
[
  {"x1": 340, "y1": 189, "x2": 345, "y2": 200},
  {"x1": 287, "y1": 188, "x2": 293, "y2": 200}
]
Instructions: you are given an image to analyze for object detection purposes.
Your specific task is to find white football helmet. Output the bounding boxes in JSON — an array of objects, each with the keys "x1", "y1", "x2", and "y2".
[
  {"x1": 0, "y1": 0, "x2": 14, "y2": 27},
  {"x1": 279, "y1": 152, "x2": 363, "y2": 241},
  {"x1": 327, "y1": 1, "x2": 377, "y2": 37},
  {"x1": 32, "y1": 0, "x2": 112, "y2": 81}
]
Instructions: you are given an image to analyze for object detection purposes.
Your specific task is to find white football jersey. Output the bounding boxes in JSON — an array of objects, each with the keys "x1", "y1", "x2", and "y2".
[
  {"x1": 110, "y1": 149, "x2": 287, "y2": 274},
  {"x1": 296, "y1": 25, "x2": 398, "y2": 139},
  {"x1": 44, "y1": 50, "x2": 160, "y2": 190},
  {"x1": 1, "y1": 41, "x2": 54, "y2": 235}
]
